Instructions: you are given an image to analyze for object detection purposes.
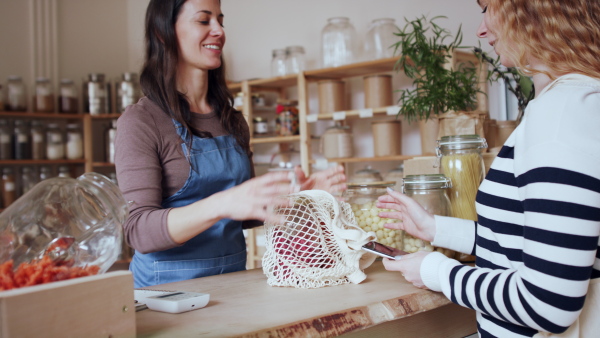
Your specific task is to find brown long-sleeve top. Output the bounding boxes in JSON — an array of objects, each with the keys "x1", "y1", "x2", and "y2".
[{"x1": 115, "y1": 97, "x2": 255, "y2": 254}]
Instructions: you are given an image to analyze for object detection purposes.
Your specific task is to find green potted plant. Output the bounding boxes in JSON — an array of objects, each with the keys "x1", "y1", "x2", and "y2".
[
  {"x1": 474, "y1": 47, "x2": 535, "y2": 122},
  {"x1": 392, "y1": 16, "x2": 482, "y2": 154}
]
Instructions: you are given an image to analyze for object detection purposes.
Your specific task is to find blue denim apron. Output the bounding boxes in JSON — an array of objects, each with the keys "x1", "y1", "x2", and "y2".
[{"x1": 130, "y1": 120, "x2": 250, "y2": 288}]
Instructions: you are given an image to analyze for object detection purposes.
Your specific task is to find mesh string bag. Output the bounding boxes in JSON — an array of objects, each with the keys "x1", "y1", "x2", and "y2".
[{"x1": 262, "y1": 190, "x2": 377, "y2": 288}]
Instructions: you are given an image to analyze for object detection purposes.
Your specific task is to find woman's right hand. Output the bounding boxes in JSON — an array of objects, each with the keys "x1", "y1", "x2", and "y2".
[
  {"x1": 219, "y1": 170, "x2": 298, "y2": 222},
  {"x1": 376, "y1": 187, "x2": 436, "y2": 243}
]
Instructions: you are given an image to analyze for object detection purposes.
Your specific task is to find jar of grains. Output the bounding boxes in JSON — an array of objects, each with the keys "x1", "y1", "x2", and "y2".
[
  {"x1": 402, "y1": 174, "x2": 454, "y2": 258},
  {"x1": 436, "y1": 134, "x2": 487, "y2": 262},
  {"x1": 343, "y1": 181, "x2": 403, "y2": 249},
  {"x1": 275, "y1": 100, "x2": 299, "y2": 136}
]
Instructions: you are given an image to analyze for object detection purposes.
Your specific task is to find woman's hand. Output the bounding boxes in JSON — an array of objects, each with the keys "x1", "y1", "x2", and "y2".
[
  {"x1": 376, "y1": 187, "x2": 436, "y2": 243},
  {"x1": 382, "y1": 251, "x2": 430, "y2": 289},
  {"x1": 219, "y1": 170, "x2": 298, "y2": 222},
  {"x1": 296, "y1": 165, "x2": 346, "y2": 194}
]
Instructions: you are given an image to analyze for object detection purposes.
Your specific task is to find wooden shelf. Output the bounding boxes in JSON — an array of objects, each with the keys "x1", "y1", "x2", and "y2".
[
  {"x1": 0, "y1": 111, "x2": 86, "y2": 119},
  {"x1": 0, "y1": 159, "x2": 86, "y2": 165},
  {"x1": 91, "y1": 162, "x2": 115, "y2": 167},
  {"x1": 304, "y1": 56, "x2": 401, "y2": 81},
  {"x1": 250, "y1": 135, "x2": 300, "y2": 145},
  {"x1": 311, "y1": 106, "x2": 400, "y2": 121},
  {"x1": 311, "y1": 154, "x2": 424, "y2": 164},
  {"x1": 90, "y1": 114, "x2": 121, "y2": 120}
]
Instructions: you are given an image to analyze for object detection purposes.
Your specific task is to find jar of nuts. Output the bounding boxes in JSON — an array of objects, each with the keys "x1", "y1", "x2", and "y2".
[
  {"x1": 343, "y1": 181, "x2": 403, "y2": 249},
  {"x1": 402, "y1": 174, "x2": 455, "y2": 258}
]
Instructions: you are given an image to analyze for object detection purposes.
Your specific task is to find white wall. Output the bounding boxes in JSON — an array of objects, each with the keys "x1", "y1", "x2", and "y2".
[{"x1": 0, "y1": 0, "x2": 499, "y2": 174}]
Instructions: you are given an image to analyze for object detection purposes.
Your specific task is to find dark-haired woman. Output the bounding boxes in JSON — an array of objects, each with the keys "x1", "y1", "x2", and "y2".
[{"x1": 115, "y1": 0, "x2": 345, "y2": 288}]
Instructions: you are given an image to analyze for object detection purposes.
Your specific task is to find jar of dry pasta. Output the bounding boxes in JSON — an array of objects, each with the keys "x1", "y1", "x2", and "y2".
[
  {"x1": 343, "y1": 181, "x2": 403, "y2": 249},
  {"x1": 402, "y1": 174, "x2": 454, "y2": 258},
  {"x1": 436, "y1": 135, "x2": 486, "y2": 262}
]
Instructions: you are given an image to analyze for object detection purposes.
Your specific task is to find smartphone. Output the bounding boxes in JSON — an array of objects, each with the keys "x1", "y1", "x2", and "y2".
[{"x1": 362, "y1": 241, "x2": 408, "y2": 260}]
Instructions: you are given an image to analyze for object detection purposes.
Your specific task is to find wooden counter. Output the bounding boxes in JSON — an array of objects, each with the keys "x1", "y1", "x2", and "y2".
[{"x1": 136, "y1": 261, "x2": 477, "y2": 337}]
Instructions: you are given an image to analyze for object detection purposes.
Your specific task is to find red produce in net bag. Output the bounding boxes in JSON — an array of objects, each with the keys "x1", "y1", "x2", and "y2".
[{"x1": 262, "y1": 190, "x2": 377, "y2": 288}]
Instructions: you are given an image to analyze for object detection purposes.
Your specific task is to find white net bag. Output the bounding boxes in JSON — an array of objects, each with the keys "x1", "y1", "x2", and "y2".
[{"x1": 262, "y1": 190, "x2": 377, "y2": 288}]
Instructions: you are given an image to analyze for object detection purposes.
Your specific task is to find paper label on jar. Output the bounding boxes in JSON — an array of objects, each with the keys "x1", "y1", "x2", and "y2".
[
  {"x1": 37, "y1": 87, "x2": 51, "y2": 96},
  {"x1": 49, "y1": 134, "x2": 62, "y2": 143},
  {"x1": 332, "y1": 111, "x2": 346, "y2": 121},
  {"x1": 17, "y1": 134, "x2": 28, "y2": 143},
  {"x1": 4, "y1": 182, "x2": 15, "y2": 192},
  {"x1": 8, "y1": 86, "x2": 23, "y2": 95},
  {"x1": 306, "y1": 114, "x2": 318, "y2": 123},
  {"x1": 61, "y1": 87, "x2": 75, "y2": 97},
  {"x1": 358, "y1": 109, "x2": 374, "y2": 118},
  {"x1": 33, "y1": 133, "x2": 43, "y2": 143},
  {"x1": 0, "y1": 135, "x2": 10, "y2": 143},
  {"x1": 386, "y1": 106, "x2": 399, "y2": 116}
]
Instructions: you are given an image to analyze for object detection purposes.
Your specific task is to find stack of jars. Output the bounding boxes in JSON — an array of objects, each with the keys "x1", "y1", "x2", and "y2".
[
  {"x1": 2, "y1": 72, "x2": 142, "y2": 114},
  {"x1": 0, "y1": 119, "x2": 83, "y2": 161},
  {"x1": 270, "y1": 46, "x2": 306, "y2": 77}
]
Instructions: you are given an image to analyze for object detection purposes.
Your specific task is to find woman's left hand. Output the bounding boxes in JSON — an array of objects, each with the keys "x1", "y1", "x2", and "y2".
[
  {"x1": 296, "y1": 165, "x2": 346, "y2": 193},
  {"x1": 382, "y1": 251, "x2": 431, "y2": 289}
]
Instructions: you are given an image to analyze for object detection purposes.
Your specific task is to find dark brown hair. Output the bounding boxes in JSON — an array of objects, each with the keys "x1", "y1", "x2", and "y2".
[{"x1": 140, "y1": 0, "x2": 250, "y2": 155}]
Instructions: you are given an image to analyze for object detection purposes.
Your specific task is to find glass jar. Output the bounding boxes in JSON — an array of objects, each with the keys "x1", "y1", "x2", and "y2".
[
  {"x1": 0, "y1": 172, "x2": 129, "y2": 273},
  {"x1": 363, "y1": 18, "x2": 400, "y2": 60},
  {"x1": 116, "y1": 72, "x2": 142, "y2": 113},
  {"x1": 33, "y1": 77, "x2": 55, "y2": 112},
  {"x1": 57, "y1": 165, "x2": 71, "y2": 178},
  {"x1": 6, "y1": 75, "x2": 27, "y2": 111},
  {"x1": 46, "y1": 122, "x2": 65, "y2": 160},
  {"x1": 2, "y1": 167, "x2": 16, "y2": 208},
  {"x1": 275, "y1": 101, "x2": 299, "y2": 136},
  {"x1": 84, "y1": 73, "x2": 110, "y2": 115},
  {"x1": 436, "y1": 134, "x2": 487, "y2": 262},
  {"x1": 349, "y1": 165, "x2": 383, "y2": 184},
  {"x1": 384, "y1": 163, "x2": 404, "y2": 191},
  {"x1": 402, "y1": 174, "x2": 455, "y2": 258},
  {"x1": 39, "y1": 166, "x2": 52, "y2": 181},
  {"x1": 20, "y1": 166, "x2": 38, "y2": 197},
  {"x1": 59, "y1": 79, "x2": 79, "y2": 113},
  {"x1": 31, "y1": 120, "x2": 46, "y2": 160},
  {"x1": 285, "y1": 45, "x2": 306, "y2": 74},
  {"x1": 271, "y1": 49, "x2": 287, "y2": 77},
  {"x1": 253, "y1": 117, "x2": 268, "y2": 136},
  {"x1": 320, "y1": 123, "x2": 353, "y2": 159},
  {"x1": 0, "y1": 119, "x2": 13, "y2": 160},
  {"x1": 66, "y1": 123, "x2": 83, "y2": 160},
  {"x1": 13, "y1": 119, "x2": 31, "y2": 160},
  {"x1": 343, "y1": 181, "x2": 403, "y2": 249},
  {"x1": 0, "y1": 83, "x2": 4, "y2": 110},
  {"x1": 106, "y1": 119, "x2": 117, "y2": 163},
  {"x1": 321, "y1": 17, "x2": 358, "y2": 68}
]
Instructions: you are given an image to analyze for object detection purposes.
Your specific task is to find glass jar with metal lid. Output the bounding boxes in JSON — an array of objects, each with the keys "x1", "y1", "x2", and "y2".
[
  {"x1": 33, "y1": 77, "x2": 55, "y2": 112},
  {"x1": 402, "y1": 174, "x2": 454, "y2": 258},
  {"x1": 84, "y1": 73, "x2": 110, "y2": 115},
  {"x1": 343, "y1": 181, "x2": 403, "y2": 249},
  {"x1": 436, "y1": 134, "x2": 487, "y2": 262},
  {"x1": 59, "y1": 79, "x2": 79, "y2": 113},
  {"x1": 6, "y1": 75, "x2": 27, "y2": 111},
  {"x1": 116, "y1": 72, "x2": 142, "y2": 113},
  {"x1": 252, "y1": 117, "x2": 268, "y2": 136}
]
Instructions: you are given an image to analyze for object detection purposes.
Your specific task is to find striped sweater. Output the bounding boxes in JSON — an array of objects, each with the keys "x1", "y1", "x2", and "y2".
[{"x1": 421, "y1": 74, "x2": 600, "y2": 337}]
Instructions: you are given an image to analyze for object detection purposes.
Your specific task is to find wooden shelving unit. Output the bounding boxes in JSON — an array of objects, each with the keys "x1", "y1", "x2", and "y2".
[{"x1": 234, "y1": 51, "x2": 485, "y2": 269}]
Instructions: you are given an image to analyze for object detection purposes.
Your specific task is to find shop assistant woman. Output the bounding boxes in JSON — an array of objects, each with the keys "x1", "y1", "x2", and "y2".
[
  {"x1": 115, "y1": 0, "x2": 346, "y2": 288},
  {"x1": 378, "y1": 0, "x2": 600, "y2": 337}
]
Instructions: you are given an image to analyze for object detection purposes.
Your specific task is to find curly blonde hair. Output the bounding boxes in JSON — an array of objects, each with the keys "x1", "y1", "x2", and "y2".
[{"x1": 488, "y1": 0, "x2": 600, "y2": 79}]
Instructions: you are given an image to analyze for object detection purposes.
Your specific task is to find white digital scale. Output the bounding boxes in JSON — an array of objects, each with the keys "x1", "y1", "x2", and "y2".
[{"x1": 134, "y1": 289, "x2": 210, "y2": 313}]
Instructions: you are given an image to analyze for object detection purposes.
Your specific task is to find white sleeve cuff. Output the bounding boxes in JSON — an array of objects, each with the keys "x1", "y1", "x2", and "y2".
[
  {"x1": 432, "y1": 215, "x2": 476, "y2": 254},
  {"x1": 421, "y1": 251, "x2": 462, "y2": 293},
  {"x1": 420, "y1": 251, "x2": 448, "y2": 292}
]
